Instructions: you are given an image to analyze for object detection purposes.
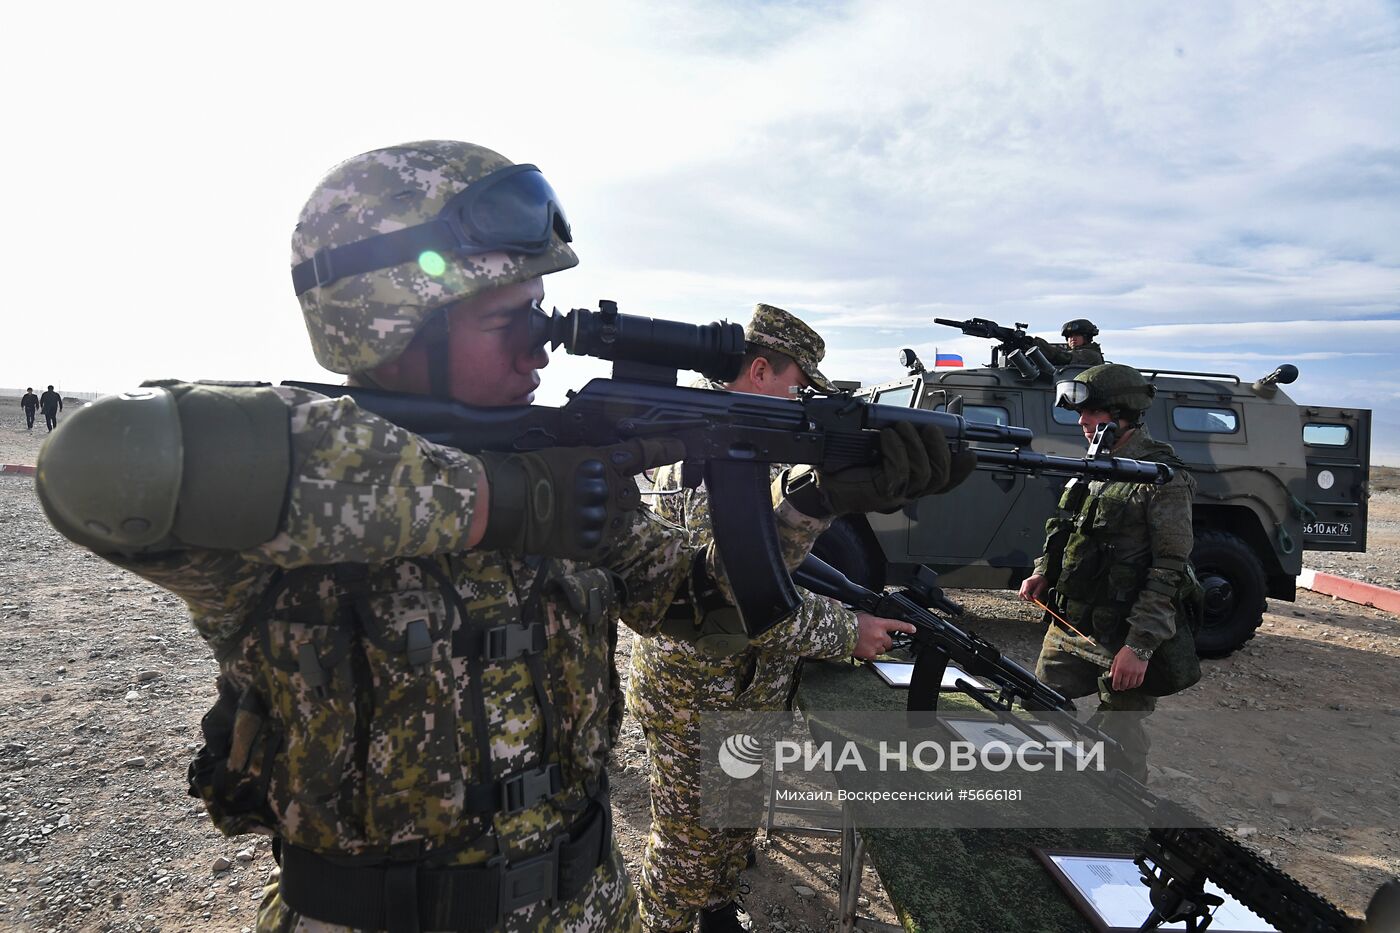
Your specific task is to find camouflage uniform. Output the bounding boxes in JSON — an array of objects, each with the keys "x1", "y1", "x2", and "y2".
[
  {"x1": 34, "y1": 144, "x2": 843, "y2": 933},
  {"x1": 1033, "y1": 337, "x2": 1105, "y2": 367},
  {"x1": 48, "y1": 381, "x2": 833, "y2": 933},
  {"x1": 627, "y1": 306, "x2": 855, "y2": 933},
  {"x1": 1032, "y1": 426, "x2": 1195, "y2": 778}
]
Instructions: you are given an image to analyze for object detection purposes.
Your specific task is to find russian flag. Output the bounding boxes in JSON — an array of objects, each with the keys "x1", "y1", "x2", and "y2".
[{"x1": 934, "y1": 353, "x2": 964, "y2": 367}]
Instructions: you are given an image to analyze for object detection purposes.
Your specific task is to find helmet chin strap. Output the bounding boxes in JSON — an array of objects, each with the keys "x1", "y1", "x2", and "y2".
[{"x1": 421, "y1": 311, "x2": 454, "y2": 399}]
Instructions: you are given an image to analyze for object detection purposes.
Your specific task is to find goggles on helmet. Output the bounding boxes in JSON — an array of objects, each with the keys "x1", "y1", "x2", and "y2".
[
  {"x1": 1054, "y1": 379, "x2": 1093, "y2": 411},
  {"x1": 291, "y1": 164, "x2": 571, "y2": 296}
]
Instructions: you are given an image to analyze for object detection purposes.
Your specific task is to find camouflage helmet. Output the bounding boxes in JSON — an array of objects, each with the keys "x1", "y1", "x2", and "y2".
[
  {"x1": 1056, "y1": 363, "x2": 1155, "y2": 422},
  {"x1": 291, "y1": 141, "x2": 579, "y2": 375},
  {"x1": 1061, "y1": 318, "x2": 1099, "y2": 339}
]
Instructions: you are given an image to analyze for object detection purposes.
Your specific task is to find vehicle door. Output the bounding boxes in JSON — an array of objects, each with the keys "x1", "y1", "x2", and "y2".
[
  {"x1": 906, "y1": 389, "x2": 1034, "y2": 572},
  {"x1": 1298, "y1": 407, "x2": 1370, "y2": 551}
]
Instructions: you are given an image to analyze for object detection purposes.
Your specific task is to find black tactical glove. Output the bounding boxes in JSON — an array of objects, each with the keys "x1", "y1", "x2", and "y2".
[
  {"x1": 783, "y1": 422, "x2": 962, "y2": 518},
  {"x1": 941, "y1": 447, "x2": 978, "y2": 494},
  {"x1": 478, "y1": 438, "x2": 684, "y2": 562}
]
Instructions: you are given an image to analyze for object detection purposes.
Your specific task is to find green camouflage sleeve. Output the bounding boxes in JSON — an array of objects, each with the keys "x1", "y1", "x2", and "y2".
[
  {"x1": 1033, "y1": 337, "x2": 1073, "y2": 366},
  {"x1": 775, "y1": 592, "x2": 859, "y2": 660},
  {"x1": 607, "y1": 506, "x2": 695, "y2": 633},
  {"x1": 99, "y1": 384, "x2": 493, "y2": 649},
  {"x1": 1032, "y1": 513, "x2": 1060, "y2": 577},
  {"x1": 105, "y1": 548, "x2": 278, "y2": 650},
  {"x1": 251, "y1": 386, "x2": 488, "y2": 568},
  {"x1": 1124, "y1": 470, "x2": 1196, "y2": 652},
  {"x1": 1069, "y1": 344, "x2": 1106, "y2": 365}
]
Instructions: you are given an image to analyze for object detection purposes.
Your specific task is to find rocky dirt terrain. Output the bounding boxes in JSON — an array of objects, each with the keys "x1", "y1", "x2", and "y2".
[{"x1": 1, "y1": 404, "x2": 1397, "y2": 932}]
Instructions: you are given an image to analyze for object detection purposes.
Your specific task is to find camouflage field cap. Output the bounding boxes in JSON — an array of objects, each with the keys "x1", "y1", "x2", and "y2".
[
  {"x1": 744, "y1": 303, "x2": 836, "y2": 392},
  {"x1": 292, "y1": 140, "x2": 579, "y2": 375}
]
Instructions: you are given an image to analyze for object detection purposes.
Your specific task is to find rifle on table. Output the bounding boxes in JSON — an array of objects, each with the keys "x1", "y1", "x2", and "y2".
[
  {"x1": 287, "y1": 300, "x2": 1172, "y2": 641},
  {"x1": 793, "y1": 554, "x2": 1398, "y2": 933},
  {"x1": 935, "y1": 316, "x2": 1057, "y2": 380}
]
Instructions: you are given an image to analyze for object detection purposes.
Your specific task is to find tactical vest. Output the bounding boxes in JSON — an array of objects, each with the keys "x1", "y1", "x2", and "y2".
[
  {"x1": 1045, "y1": 441, "x2": 1194, "y2": 652},
  {"x1": 188, "y1": 549, "x2": 620, "y2": 864}
]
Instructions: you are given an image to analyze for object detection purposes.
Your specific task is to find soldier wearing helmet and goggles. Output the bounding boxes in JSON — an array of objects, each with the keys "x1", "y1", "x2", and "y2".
[
  {"x1": 1034, "y1": 318, "x2": 1105, "y2": 367},
  {"x1": 1019, "y1": 364, "x2": 1198, "y2": 781},
  {"x1": 34, "y1": 141, "x2": 959, "y2": 932}
]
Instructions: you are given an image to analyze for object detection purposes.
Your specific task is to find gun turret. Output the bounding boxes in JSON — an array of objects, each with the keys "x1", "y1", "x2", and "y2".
[{"x1": 934, "y1": 317, "x2": 1056, "y2": 380}]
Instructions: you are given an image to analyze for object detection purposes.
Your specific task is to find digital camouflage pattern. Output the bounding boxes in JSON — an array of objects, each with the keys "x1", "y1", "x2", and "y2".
[
  {"x1": 41, "y1": 380, "x2": 817, "y2": 932},
  {"x1": 1033, "y1": 336, "x2": 1105, "y2": 366},
  {"x1": 628, "y1": 380, "x2": 858, "y2": 931},
  {"x1": 744, "y1": 303, "x2": 837, "y2": 392},
  {"x1": 292, "y1": 141, "x2": 579, "y2": 375},
  {"x1": 1032, "y1": 427, "x2": 1196, "y2": 777}
]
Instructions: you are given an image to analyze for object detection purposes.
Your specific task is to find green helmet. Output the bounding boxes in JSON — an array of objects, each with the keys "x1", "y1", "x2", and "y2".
[
  {"x1": 1061, "y1": 318, "x2": 1099, "y2": 339},
  {"x1": 1055, "y1": 363, "x2": 1155, "y2": 422},
  {"x1": 292, "y1": 140, "x2": 579, "y2": 375}
]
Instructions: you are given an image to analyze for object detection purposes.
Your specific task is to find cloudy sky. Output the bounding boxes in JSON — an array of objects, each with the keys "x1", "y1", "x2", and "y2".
[{"x1": 3, "y1": 0, "x2": 1397, "y2": 461}]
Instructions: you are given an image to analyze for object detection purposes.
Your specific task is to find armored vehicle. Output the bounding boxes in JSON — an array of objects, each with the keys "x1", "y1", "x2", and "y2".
[{"x1": 816, "y1": 323, "x2": 1372, "y2": 656}]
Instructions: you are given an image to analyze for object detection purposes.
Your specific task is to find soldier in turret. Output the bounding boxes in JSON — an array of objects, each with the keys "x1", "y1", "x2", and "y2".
[{"x1": 1034, "y1": 319, "x2": 1105, "y2": 366}]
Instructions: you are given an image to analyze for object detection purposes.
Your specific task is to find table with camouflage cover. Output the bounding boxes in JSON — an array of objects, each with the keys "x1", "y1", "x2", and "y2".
[{"x1": 796, "y1": 658, "x2": 1146, "y2": 933}]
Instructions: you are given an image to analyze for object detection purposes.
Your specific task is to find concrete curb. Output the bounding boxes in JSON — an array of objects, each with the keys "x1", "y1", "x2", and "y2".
[
  {"x1": 1298, "y1": 567, "x2": 1400, "y2": 615},
  {"x1": 0, "y1": 464, "x2": 35, "y2": 475}
]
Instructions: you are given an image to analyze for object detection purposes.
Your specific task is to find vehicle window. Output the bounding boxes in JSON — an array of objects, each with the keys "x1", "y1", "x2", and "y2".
[
  {"x1": 1051, "y1": 405, "x2": 1080, "y2": 426},
  {"x1": 963, "y1": 404, "x2": 1010, "y2": 427},
  {"x1": 873, "y1": 385, "x2": 917, "y2": 408},
  {"x1": 1303, "y1": 423, "x2": 1351, "y2": 447},
  {"x1": 1171, "y1": 406, "x2": 1239, "y2": 434}
]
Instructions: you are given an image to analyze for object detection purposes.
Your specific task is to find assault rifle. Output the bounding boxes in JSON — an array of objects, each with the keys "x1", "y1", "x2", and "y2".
[
  {"x1": 935, "y1": 316, "x2": 1057, "y2": 380},
  {"x1": 793, "y1": 555, "x2": 1399, "y2": 933},
  {"x1": 287, "y1": 300, "x2": 1172, "y2": 641}
]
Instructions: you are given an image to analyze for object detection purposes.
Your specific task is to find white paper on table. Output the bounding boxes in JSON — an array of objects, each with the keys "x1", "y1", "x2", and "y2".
[
  {"x1": 869, "y1": 661, "x2": 989, "y2": 691},
  {"x1": 943, "y1": 718, "x2": 1098, "y2": 767},
  {"x1": 1047, "y1": 853, "x2": 1277, "y2": 931}
]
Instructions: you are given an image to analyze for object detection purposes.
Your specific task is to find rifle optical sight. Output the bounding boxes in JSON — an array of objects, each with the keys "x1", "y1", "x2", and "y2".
[{"x1": 530, "y1": 300, "x2": 746, "y2": 384}]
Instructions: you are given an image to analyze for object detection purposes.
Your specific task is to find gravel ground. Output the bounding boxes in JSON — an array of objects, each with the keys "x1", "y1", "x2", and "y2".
[{"x1": 1, "y1": 402, "x2": 1397, "y2": 931}]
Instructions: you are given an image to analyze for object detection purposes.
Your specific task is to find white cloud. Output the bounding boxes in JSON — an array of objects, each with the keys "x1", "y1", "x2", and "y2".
[{"x1": 0, "y1": 0, "x2": 1396, "y2": 459}]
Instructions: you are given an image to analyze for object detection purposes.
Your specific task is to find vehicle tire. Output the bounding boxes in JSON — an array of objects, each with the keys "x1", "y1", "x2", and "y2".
[
  {"x1": 812, "y1": 517, "x2": 886, "y2": 592},
  {"x1": 1190, "y1": 529, "x2": 1267, "y2": 658}
]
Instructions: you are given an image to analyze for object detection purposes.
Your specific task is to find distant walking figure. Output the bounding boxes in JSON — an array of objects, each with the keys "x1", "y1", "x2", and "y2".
[
  {"x1": 20, "y1": 388, "x2": 39, "y2": 430},
  {"x1": 38, "y1": 385, "x2": 62, "y2": 432}
]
